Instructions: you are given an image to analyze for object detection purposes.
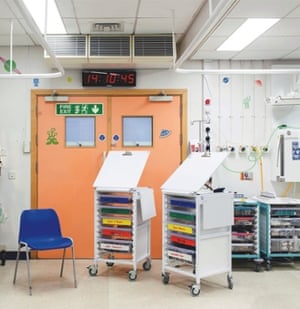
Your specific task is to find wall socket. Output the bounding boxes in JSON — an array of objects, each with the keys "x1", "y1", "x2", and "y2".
[
  {"x1": 239, "y1": 145, "x2": 247, "y2": 153},
  {"x1": 8, "y1": 170, "x2": 16, "y2": 180}
]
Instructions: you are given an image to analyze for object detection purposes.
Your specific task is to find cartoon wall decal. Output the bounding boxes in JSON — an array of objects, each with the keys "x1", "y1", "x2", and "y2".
[
  {"x1": 222, "y1": 76, "x2": 230, "y2": 84},
  {"x1": 160, "y1": 129, "x2": 172, "y2": 138},
  {"x1": 113, "y1": 134, "x2": 119, "y2": 141},
  {"x1": 46, "y1": 128, "x2": 59, "y2": 145},
  {"x1": 98, "y1": 134, "x2": 106, "y2": 141},
  {"x1": 33, "y1": 78, "x2": 39, "y2": 87},
  {"x1": 255, "y1": 79, "x2": 263, "y2": 87},
  {"x1": 243, "y1": 96, "x2": 251, "y2": 109},
  {"x1": 0, "y1": 57, "x2": 21, "y2": 74}
]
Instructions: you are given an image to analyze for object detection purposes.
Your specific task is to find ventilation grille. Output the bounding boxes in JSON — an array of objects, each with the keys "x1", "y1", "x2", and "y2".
[
  {"x1": 134, "y1": 35, "x2": 173, "y2": 57},
  {"x1": 46, "y1": 35, "x2": 86, "y2": 57},
  {"x1": 44, "y1": 34, "x2": 175, "y2": 68},
  {"x1": 90, "y1": 36, "x2": 130, "y2": 56}
]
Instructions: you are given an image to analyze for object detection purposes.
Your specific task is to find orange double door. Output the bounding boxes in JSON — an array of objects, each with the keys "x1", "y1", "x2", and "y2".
[{"x1": 34, "y1": 90, "x2": 187, "y2": 258}]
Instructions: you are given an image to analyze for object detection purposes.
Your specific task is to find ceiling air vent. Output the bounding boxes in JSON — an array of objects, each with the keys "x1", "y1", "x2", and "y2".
[
  {"x1": 45, "y1": 35, "x2": 87, "y2": 57},
  {"x1": 90, "y1": 36, "x2": 130, "y2": 56},
  {"x1": 89, "y1": 35, "x2": 131, "y2": 64},
  {"x1": 133, "y1": 35, "x2": 174, "y2": 68},
  {"x1": 134, "y1": 35, "x2": 173, "y2": 57}
]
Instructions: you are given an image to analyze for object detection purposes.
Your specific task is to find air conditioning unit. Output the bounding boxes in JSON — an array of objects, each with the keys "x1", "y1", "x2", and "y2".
[{"x1": 44, "y1": 34, "x2": 175, "y2": 69}]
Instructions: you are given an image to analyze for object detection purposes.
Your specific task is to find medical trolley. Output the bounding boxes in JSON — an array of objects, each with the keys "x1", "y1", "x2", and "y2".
[
  {"x1": 88, "y1": 151, "x2": 156, "y2": 280},
  {"x1": 161, "y1": 152, "x2": 234, "y2": 296}
]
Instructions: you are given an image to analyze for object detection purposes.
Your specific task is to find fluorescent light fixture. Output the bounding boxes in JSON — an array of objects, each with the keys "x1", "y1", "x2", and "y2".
[
  {"x1": 217, "y1": 18, "x2": 279, "y2": 51},
  {"x1": 23, "y1": 0, "x2": 66, "y2": 34}
]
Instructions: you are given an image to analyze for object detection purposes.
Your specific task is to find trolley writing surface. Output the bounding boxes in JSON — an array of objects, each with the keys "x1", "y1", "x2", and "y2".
[
  {"x1": 161, "y1": 152, "x2": 228, "y2": 193},
  {"x1": 93, "y1": 150, "x2": 150, "y2": 189}
]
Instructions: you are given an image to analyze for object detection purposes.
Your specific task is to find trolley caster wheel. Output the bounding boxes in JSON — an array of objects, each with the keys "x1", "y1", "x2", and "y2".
[
  {"x1": 190, "y1": 284, "x2": 200, "y2": 296},
  {"x1": 128, "y1": 270, "x2": 137, "y2": 281},
  {"x1": 227, "y1": 274, "x2": 233, "y2": 289},
  {"x1": 254, "y1": 263, "x2": 261, "y2": 272},
  {"x1": 1, "y1": 250, "x2": 6, "y2": 266},
  {"x1": 106, "y1": 262, "x2": 114, "y2": 267},
  {"x1": 143, "y1": 259, "x2": 151, "y2": 271},
  {"x1": 162, "y1": 273, "x2": 169, "y2": 284},
  {"x1": 266, "y1": 261, "x2": 271, "y2": 271},
  {"x1": 87, "y1": 265, "x2": 98, "y2": 276}
]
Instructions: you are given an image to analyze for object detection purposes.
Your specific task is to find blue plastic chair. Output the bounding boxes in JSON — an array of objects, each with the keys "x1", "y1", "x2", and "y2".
[{"x1": 13, "y1": 208, "x2": 77, "y2": 295}]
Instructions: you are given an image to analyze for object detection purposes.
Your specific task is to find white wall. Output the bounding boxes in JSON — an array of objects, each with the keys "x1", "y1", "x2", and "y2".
[{"x1": 0, "y1": 46, "x2": 300, "y2": 250}]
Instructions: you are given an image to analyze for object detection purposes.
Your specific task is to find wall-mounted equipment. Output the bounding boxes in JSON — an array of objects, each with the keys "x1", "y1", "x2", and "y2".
[
  {"x1": 273, "y1": 129, "x2": 300, "y2": 182},
  {"x1": 82, "y1": 70, "x2": 136, "y2": 87},
  {"x1": 45, "y1": 96, "x2": 69, "y2": 102},
  {"x1": 45, "y1": 91, "x2": 69, "y2": 102},
  {"x1": 149, "y1": 94, "x2": 173, "y2": 102},
  {"x1": 45, "y1": 34, "x2": 175, "y2": 69}
]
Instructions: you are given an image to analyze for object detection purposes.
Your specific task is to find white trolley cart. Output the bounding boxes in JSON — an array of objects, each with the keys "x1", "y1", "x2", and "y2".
[
  {"x1": 88, "y1": 151, "x2": 156, "y2": 281},
  {"x1": 161, "y1": 152, "x2": 234, "y2": 296}
]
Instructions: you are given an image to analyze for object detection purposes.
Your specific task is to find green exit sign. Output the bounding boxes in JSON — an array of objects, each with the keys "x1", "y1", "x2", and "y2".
[{"x1": 56, "y1": 103, "x2": 103, "y2": 116}]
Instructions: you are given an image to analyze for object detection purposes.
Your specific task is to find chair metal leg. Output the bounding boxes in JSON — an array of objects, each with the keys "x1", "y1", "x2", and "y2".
[
  {"x1": 24, "y1": 246, "x2": 32, "y2": 295},
  {"x1": 13, "y1": 244, "x2": 32, "y2": 295},
  {"x1": 60, "y1": 246, "x2": 77, "y2": 288},
  {"x1": 71, "y1": 245, "x2": 77, "y2": 288},
  {"x1": 13, "y1": 244, "x2": 21, "y2": 284},
  {"x1": 60, "y1": 248, "x2": 66, "y2": 277}
]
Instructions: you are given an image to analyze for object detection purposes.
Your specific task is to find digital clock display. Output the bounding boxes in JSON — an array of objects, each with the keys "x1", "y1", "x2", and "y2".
[{"x1": 82, "y1": 70, "x2": 136, "y2": 87}]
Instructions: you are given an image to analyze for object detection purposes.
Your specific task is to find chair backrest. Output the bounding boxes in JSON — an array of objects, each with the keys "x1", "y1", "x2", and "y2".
[{"x1": 19, "y1": 208, "x2": 62, "y2": 242}]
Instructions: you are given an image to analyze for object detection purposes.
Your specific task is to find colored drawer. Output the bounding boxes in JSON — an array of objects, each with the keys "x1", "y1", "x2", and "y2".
[
  {"x1": 101, "y1": 208, "x2": 131, "y2": 215},
  {"x1": 169, "y1": 211, "x2": 195, "y2": 221},
  {"x1": 167, "y1": 249, "x2": 194, "y2": 263},
  {"x1": 169, "y1": 197, "x2": 195, "y2": 209},
  {"x1": 100, "y1": 242, "x2": 131, "y2": 252},
  {"x1": 102, "y1": 228, "x2": 132, "y2": 239},
  {"x1": 99, "y1": 195, "x2": 132, "y2": 204},
  {"x1": 170, "y1": 234, "x2": 195, "y2": 247},
  {"x1": 102, "y1": 218, "x2": 132, "y2": 226},
  {"x1": 167, "y1": 223, "x2": 194, "y2": 234}
]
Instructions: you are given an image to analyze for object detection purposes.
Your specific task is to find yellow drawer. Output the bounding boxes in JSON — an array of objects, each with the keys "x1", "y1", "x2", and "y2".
[
  {"x1": 102, "y1": 218, "x2": 132, "y2": 226},
  {"x1": 167, "y1": 223, "x2": 193, "y2": 234}
]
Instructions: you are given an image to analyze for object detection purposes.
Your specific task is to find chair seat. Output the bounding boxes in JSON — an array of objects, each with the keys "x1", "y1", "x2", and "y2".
[{"x1": 22, "y1": 236, "x2": 73, "y2": 250}]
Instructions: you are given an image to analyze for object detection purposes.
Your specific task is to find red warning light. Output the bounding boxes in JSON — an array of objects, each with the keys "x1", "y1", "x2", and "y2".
[{"x1": 205, "y1": 98, "x2": 211, "y2": 105}]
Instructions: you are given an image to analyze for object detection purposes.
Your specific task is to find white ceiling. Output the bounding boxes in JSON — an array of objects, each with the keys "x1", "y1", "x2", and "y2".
[{"x1": 1, "y1": 0, "x2": 300, "y2": 69}]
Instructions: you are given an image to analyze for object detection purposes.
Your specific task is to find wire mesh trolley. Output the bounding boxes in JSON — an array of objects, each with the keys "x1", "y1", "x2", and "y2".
[
  {"x1": 258, "y1": 197, "x2": 300, "y2": 270},
  {"x1": 232, "y1": 200, "x2": 263, "y2": 271}
]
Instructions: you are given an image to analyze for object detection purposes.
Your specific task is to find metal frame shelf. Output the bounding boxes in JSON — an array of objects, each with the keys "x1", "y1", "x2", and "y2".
[
  {"x1": 232, "y1": 200, "x2": 263, "y2": 271},
  {"x1": 258, "y1": 197, "x2": 300, "y2": 270}
]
